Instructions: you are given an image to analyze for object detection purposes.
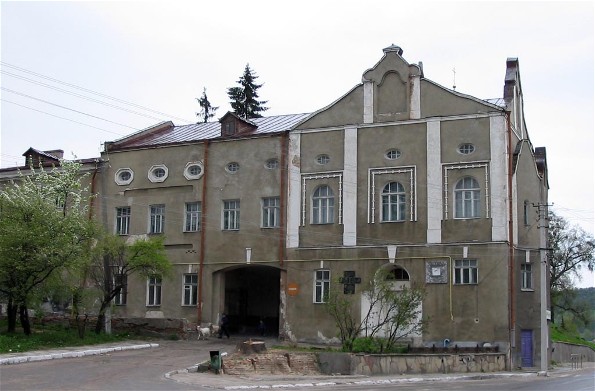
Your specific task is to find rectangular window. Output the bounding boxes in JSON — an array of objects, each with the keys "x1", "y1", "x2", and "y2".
[
  {"x1": 147, "y1": 277, "x2": 162, "y2": 306},
  {"x1": 116, "y1": 207, "x2": 131, "y2": 235},
  {"x1": 223, "y1": 200, "x2": 240, "y2": 230},
  {"x1": 182, "y1": 274, "x2": 198, "y2": 306},
  {"x1": 114, "y1": 274, "x2": 127, "y2": 305},
  {"x1": 150, "y1": 204, "x2": 165, "y2": 234},
  {"x1": 262, "y1": 197, "x2": 280, "y2": 228},
  {"x1": 454, "y1": 259, "x2": 478, "y2": 284},
  {"x1": 521, "y1": 264, "x2": 533, "y2": 290},
  {"x1": 314, "y1": 270, "x2": 331, "y2": 303},
  {"x1": 184, "y1": 202, "x2": 201, "y2": 232}
]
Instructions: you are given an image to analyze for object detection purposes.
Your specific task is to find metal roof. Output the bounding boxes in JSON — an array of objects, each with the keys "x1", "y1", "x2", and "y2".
[{"x1": 126, "y1": 113, "x2": 311, "y2": 148}]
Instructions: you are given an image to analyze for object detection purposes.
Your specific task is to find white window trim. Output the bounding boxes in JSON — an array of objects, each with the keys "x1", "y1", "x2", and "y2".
[
  {"x1": 115, "y1": 168, "x2": 134, "y2": 186},
  {"x1": 226, "y1": 162, "x2": 240, "y2": 174},
  {"x1": 521, "y1": 263, "x2": 534, "y2": 291},
  {"x1": 313, "y1": 269, "x2": 331, "y2": 303},
  {"x1": 149, "y1": 204, "x2": 165, "y2": 234},
  {"x1": 385, "y1": 149, "x2": 402, "y2": 160},
  {"x1": 453, "y1": 259, "x2": 478, "y2": 285},
  {"x1": 115, "y1": 206, "x2": 131, "y2": 235},
  {"x1": 301, "y1": 171, "x2": 343, "y2": 226},
  {"x1": 184, "y1": 162, "x2": 204, "y2": 180},
  {"x1": 368, "y1": 166, "x2": 416, "y2": 223},
  {"x1": 148, "y1": 164, "x2": 169, "y2": 183},
  {"x1": 184, "y1": 202, "x2": 201, "y2": 232},
  {"x1": 182, "y1": 274, "x2": 198, "y2": 306},
  {"x1": 222, "y1": 199, "x2": 240, "y2": 230},
  {"x1": 443, "y1": 162, "x2": 489, "y2": 220},
  {"x1": 380, "y1": 181, "x2": 407, "y2": 222},
  {"x1": 146, "y1": 277, "x2": 162, "y2": 306},
  {"x1": 261, "y1": 197, "x2": 280, "y2": 228}
]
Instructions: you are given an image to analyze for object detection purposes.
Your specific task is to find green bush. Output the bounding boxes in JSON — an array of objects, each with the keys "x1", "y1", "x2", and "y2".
[{"x1": 351, "y1": 337, "x2": 382, "y2": 353}]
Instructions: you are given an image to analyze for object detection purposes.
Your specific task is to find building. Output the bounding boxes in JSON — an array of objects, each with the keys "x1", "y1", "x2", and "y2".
[{"x1": 1, "y1": 45, "x2": 549, "y2": 369}]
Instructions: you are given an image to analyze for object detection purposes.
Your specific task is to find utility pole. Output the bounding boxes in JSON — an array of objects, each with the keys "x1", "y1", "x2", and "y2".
[{"x1": 534, "y1": 202, "x2": 551, "y2": 373}]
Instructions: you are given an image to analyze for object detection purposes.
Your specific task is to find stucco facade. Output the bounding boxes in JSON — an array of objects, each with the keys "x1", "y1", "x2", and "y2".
[{"x1": 0, "y1": 45, "x2": 549, "y2": 370}]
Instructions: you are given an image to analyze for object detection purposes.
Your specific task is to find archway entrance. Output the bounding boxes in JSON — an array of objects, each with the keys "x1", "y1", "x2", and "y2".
[{"x1": 223, "y1": 265, "x2": 280, "y2": 336}]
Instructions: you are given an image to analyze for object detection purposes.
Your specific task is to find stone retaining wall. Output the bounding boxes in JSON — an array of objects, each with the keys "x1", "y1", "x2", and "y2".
[{"x1": 350, "y1": 352, "x2": 506, "y2": 375}]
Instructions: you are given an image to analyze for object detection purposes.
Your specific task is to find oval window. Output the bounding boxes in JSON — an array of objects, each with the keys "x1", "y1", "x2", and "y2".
[
  {"x1": 184, "y1": 162, "x2": 204, "y2": 180},
  {"x1": 385, "y1": 149, "x2": 401, "y2": 160},
  {"x1": 458, "y1": 143, "x2": 475, "y2": 155},
  {"x1": 226, "y1": 162, "x2": 240, "y2": 173},
  {"x1": 265, "y1": 158, "x2": 279, "y2": 169},
  {"x1": 148, "y1": 164, "x2": 168, "y2": 183},
  {"x1": 316, "y1": 154, "x2": 330, "y2": 165},
  {"x1": 115, "y1": 168, "x2": 134, "y2": 185}
]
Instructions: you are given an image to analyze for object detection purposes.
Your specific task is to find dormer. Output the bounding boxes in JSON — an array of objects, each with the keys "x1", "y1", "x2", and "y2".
[
  {"x1": 219, "y1": 112, "x2": 258, "y2": 137},
  {"x1": 22, "y1": 147, "x2": 63, "y2": 167}
]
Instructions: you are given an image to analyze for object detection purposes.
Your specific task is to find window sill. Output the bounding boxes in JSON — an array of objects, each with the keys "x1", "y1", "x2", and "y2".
[{"x1": 521, "y1": 288, "x2": 534, "y2": 292}]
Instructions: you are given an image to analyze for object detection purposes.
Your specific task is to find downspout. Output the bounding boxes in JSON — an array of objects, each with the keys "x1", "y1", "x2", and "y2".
[
  {"x1": 506, "y1": 111, "x2": 516, "y2": 367},
  {"x1": 198, "y1": 140, "x2": 210, "y2": 324}
]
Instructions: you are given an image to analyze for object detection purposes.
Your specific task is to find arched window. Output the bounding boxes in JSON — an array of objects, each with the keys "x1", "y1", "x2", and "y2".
[
  {"x1": 454, "y1": 176, "x2": 480, "y2": 218},
  {"x1": 381, "y1": 182, "x2": 406, "y2": 222},
  {"x1": 386, "y1": 267, "x2": 410, "y2": 281},
  {"x1": 312, "y1": 185, "x2": 334, "y2": 224}
]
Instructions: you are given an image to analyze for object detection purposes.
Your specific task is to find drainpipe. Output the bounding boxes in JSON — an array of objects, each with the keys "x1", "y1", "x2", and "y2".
[
  {"x1": 506, "y1": 111, "x2": 516, "y2": 368},
  {"x1": 198, "y1": 140, "x2": 210, "y2": 324}
]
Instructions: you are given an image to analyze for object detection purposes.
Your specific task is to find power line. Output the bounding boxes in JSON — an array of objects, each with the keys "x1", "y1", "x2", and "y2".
[
  {"x1": 1, "y1": 70, "x2": 182, "y2": 123},
  {"x1": 1, "y1": 99, "x2": 126, "y2": 136},
  {"x1": 1, "y1": 87, "x2": 141, "y2": 130},
  {"x1": 1, "y1": 61, "x2": 194, "y2": 123}
]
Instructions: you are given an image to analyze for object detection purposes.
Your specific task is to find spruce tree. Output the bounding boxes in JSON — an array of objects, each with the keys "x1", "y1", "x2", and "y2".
[
  {"x1": 227, "y1": 64, "x2": 268, "y2": 119},
  {"x1": 196, "y1": 87, "x2": 219, "y2": 123}
]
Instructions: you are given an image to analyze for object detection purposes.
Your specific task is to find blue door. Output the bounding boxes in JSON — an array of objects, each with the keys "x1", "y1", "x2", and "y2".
[{"x1": 520, "y1": 329, "x2": 534, "y2": 367}]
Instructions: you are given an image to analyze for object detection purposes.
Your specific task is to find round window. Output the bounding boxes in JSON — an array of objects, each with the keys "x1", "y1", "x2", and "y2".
[
  {"x1": 458, "y1": 143, "x2": 475, "y2": 155},
  {"x1": 265, "y1": 158, "x2": 279, "y2": 169},
  {"x1": 184, "y1": 162, "x2": 204, "y2": 180},
  {"x1": 115, "y1": 168, "x2": 134, "y2": 185},
  {"x1": 226, "y1": 162, "x2": 240, "y2": 173},
  {"x1": 148, "y1": 165, "x2": 168, "y2": 183},
  {"x1": 385, "y1": 149, "x2": 401, "y2": 160},
  {"x1": 316, "y1": 154, "x2": 330, "y2": 165}
]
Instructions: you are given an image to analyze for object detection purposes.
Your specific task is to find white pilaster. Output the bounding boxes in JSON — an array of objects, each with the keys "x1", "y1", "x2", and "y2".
[
  {"x1": 410, "y1": 75, "x2": 421, "y2": 119},
  {"x1": 426, "y1": 121, "x2": 442, "y2": 243},
  {"x1": 287, "y1": 133, "x2": 301, "y2": 248},
  {"x1": 363, "y1": 81, "x2": 374, "y2": 124},
  {"x1": 343, "y1": 126, "x2": 358, "y2": 246},
  {"x1": 490, "y1": 115, "x2": 508, "y2": 241}
]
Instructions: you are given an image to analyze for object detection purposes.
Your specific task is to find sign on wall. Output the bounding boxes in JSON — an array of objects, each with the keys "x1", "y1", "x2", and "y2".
[{"x1": 425, "y1": 260, "x2": 448, "y2": 284}]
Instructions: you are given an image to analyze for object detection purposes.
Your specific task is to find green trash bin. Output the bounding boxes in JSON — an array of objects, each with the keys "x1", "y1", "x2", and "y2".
[{"x1": 209, "y1": 350, "x2": 222, "y2": 374}]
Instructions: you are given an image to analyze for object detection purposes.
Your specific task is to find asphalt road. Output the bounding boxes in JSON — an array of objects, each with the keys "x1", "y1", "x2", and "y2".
[{"x1": 0, "y1": 337, "x2": 241, "y2": 391}]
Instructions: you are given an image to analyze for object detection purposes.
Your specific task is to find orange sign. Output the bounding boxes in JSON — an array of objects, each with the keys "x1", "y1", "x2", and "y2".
[{"x1": 287, "y1": 283, "x2": 299, "y2": 296}]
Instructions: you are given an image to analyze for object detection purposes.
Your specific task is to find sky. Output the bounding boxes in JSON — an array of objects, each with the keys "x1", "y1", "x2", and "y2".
[{"x1": 1, "y1": 1, "x2": 593, "y2": 286}]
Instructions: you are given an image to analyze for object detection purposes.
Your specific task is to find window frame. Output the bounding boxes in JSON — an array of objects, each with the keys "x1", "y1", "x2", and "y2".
[
  {"x1": 149, "y1": 204, "x2": 165, "y2": 234},
  {"x1": 226, "y1": 162, "x2": 240, "y2": 173},
  {"x1": 115, "y1": 206, "x2": 131, "y2": 235},
  {"x1": 222, "y1": 200, "x2": 240, "y2": 230},
  {"x1": 147, "y1": 276, "x2": 162, "y2": 306},
  {"x1": 385, "y1": 149, "x2": 401, "y2": 160},
  {"x1": 381, "y1": 181, "x2": 406, "y2": 222},
  {"x1": 184, "y1": 162, "x2": 204, "y2": 180},
  {"x1": 114, "y1": 274, "x2": 127, "y2": 306},
  {"x1": 454, "y1": 176, "x2": 481, "y2": 219},
  {"x1": 184, "y1": 202, "x2": 201, "y2": 232},
  {"x1": 458, "y1": 143, "x2": 475, "y2": 155},
  {"x1": 521, "y1": 263, "x2": 533, "y2": 290},
  {"x1": 148, "y1": 164, "x2": 169, "y2": 183},
  {"x1": 312, "y1": 185, "x2": 335, "y2": 224},
  {"x1": 314, "y1": 269, "x2": 331, "y2": 303},
  {"x1": 454, "y1": 259, "x2": 478, "y2": 285},
  {"x1": 315, "y1": 154, "x2": 330, "y2": 165},
  {"x1": 265, "y1": 158, "x2": 279, "y2": 170},
  {"x1": 182, "y1": 274, "x2": 198, "y2": 306},
  {"x1": 262, "y1": 197, "x2": 280, "y2": 228},
  {"x1": 115, "y1": 168, "x2": 134, "y2": 186}
]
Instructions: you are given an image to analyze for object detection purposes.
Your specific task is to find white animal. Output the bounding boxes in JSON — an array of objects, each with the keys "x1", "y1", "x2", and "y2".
[
  {"x1": 197, "y1": 323, "x2": 219, "y2": 340},
  {"x1": 197, "y1": 325, "x2": 211, "y2": 340}
]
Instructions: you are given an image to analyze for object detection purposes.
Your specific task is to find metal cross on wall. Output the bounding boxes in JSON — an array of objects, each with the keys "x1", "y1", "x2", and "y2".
[{"x1": 339, "y1": 271, "x2": 361, "y2": 294}]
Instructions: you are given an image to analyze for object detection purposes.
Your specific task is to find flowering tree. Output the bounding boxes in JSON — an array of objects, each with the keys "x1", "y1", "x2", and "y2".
[{"x1": 0, "y1": 161, "x2": 96, "y2": 334}]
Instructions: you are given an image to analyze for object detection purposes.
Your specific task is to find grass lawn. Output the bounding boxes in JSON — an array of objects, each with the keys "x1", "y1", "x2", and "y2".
[
  {"x1": 0, "y1": 320, "x2": 136, "y2": 354},
  {"x1": 550, "y1": 324, "x2": 595, "y2": 350}
]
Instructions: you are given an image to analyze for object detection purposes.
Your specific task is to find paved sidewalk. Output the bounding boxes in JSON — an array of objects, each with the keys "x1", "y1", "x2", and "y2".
[{"x1": 2, "y1": 341, "x2": 593, "y2": 390}]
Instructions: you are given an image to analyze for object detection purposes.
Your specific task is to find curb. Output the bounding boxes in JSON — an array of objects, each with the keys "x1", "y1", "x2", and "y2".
[{"x1": 0, "y1": 343, "x2": 159, "y2": 365}]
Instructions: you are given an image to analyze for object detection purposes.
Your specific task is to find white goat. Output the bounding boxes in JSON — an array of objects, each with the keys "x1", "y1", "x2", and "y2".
[{"x1": 197, "y1": 323, "x2": 219, "y2": 340}]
